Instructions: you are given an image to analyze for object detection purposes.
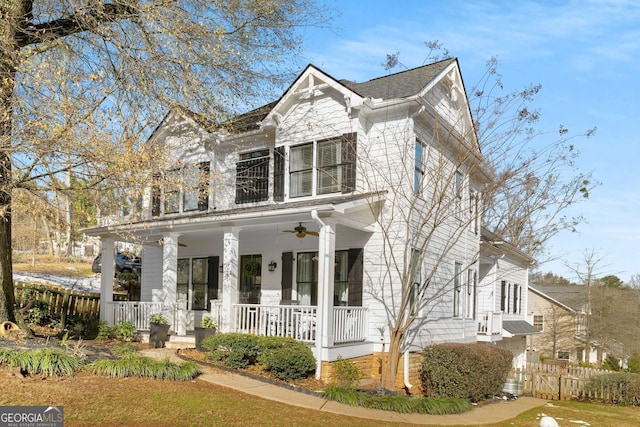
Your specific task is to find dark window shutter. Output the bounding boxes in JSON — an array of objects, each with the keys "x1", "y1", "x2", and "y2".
[
  {"x1": 348, "y1": 248, "x2": 363, "y2": 306},
  {"x1": 500, "y1": 281, "x2": 506, "y2": 312},
  {"x1": 207, "y1": 256, "x2": 219, "y2": 310},
  {"x1": 281, "y1": 252, "x2": 293, "y2": 301},
  {"x1": 274, "y1": 146, "x2": 285, "y2": 201},
  {"x1": 198, "y1": 162, "x2": 210, "y2": 211},
  {"x1": 151, "y1": 173, "x2": 161, "y2": 217},
  {"x1": 342, "y1": 132, "x2": 357, "y2": 193}
]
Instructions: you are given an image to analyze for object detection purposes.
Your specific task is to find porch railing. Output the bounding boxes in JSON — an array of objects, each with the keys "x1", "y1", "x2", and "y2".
[
  {"x1": 333, "y1": 306, "x2": 368, "y2": 344},
  {"x1": 477, "y1": 311, "x2": 503, "y2": 336},
  {"x1": 232, "y1": 304, "x2": 368, "y2": 345},
  {"x1": 106, "y1": 302, "x2": 163, "y2": 330},
  {"x1": 233, "y1": 304, "x2": 318, "y2": 342}
]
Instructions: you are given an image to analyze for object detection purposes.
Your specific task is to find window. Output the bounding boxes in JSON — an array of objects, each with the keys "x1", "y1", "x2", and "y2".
[
  {"x1": 153, "y1": 162, "x2": 209, "y2": 216},
  {"x1": 513, "y1": 284, "x2": 519, "y2": 314},
  {"x1": 289, "y1": 133, "x2": 356, "y2": 198},
  {"x1": 334, "y1": 251, "x2": 349, "y2": 306},
  {"x1": 557, "y1": 350, "x2": 570, "y2": 361},
  {"x1": 466, "y1": 269, "x2": 474, "y2": 319},
  {"x1": 533, "y1": 314, "x2": 544, "y2": 331},
  {"x1": 453, "y1": 262, "x2": 462, "y2": 317},
  {"x1": 470, "y1": 190, "x2": 479, "y2": 234},
  {"x1": 296, "y1": 252, "x2": 318, "y2": 305},
  {"x1": 414, "y1": 139, "x2": 426, "y2": 193},
  {"x1": 236, "y1": 149, "x2": 270, "y2": 204},
  {"x1": 454, "y1": 170, "x2": 463, "y2": 217},
  {"x1": 409, "y1": 249, "x2": 422, "y2": 315},
  {"x1": 176, "y1": 257, "x2": 218, "y2": 310}
]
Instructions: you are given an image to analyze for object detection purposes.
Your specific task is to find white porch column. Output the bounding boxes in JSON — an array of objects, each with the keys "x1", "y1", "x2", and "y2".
[
  {"x1": 162, "y1": 232, "x2": 181, "y2": 333},
  {"x1": 312, "y1": 210, "x2": 336, "y2": 378},
  {"x1": 221, "y1": 228, "x2": 239, "y2": 333},
  {"x1": 99, "y1": 237, "x2": 115, "y2": 325}
]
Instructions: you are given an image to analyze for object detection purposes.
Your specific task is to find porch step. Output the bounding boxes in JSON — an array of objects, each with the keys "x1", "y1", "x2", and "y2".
[{"x1": 165, "y1": 334, "x2": 196, "y2": 350}]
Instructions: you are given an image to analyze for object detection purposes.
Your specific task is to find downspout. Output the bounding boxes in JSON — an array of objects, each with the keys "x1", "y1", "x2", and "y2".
[
  {"x1": 404, "y1": 349, "x2": 413, "y2": 390},
  {"x1": 311, "y1": 210, "x2": 325, "y2": 380}
]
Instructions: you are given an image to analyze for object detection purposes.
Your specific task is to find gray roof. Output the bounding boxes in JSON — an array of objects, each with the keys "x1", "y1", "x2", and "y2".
[
  {"x1": 340, "y1": 58, "x2": 455, "y2": 100},
  {"x1": 503, "y1": 320, "x2": 540, "y2": 336},
  {"x1": 198, "y1": 58, "x2": 457, "y2": 134},
  {"x1": 529, "y1": 284, "x2": 587, "y2": 312}
]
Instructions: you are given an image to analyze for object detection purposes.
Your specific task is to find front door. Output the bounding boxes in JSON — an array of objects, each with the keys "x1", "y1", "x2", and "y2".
[{"x1": 240, "y1": 254, "x2": 262, "y2": 304}]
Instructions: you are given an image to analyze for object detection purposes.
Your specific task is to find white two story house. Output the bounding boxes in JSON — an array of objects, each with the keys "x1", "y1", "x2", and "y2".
[{"x1": 86, "y1": 58, "x2": 537, "y2": 384}]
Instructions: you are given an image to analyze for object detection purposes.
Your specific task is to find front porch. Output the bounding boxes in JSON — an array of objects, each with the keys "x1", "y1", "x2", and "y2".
[{"x1": 106, "y1": 301, "x2": 368, "y2": 346}]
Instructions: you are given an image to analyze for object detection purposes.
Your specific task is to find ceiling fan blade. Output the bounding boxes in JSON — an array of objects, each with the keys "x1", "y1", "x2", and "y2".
[{"x1": 306, "y1": 231, "x2": 319, "y2": 237}]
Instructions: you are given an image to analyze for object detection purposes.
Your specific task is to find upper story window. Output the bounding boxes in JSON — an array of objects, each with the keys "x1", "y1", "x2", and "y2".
[
  {"x1": 414, "y1": 139, "x2": 426, "y2": 194},
  {"x1": 288, "y1": 133, "x2": 356, "y2": 198},
  {"x1": 236, "y1": 149, "x2": 270, "y2": 204},
  {"x1": 152, "y1": 162, "x2": 209, "y2": 216},
  {"x1": 454, "y1": 170, "x2": 463, "y2": 217},
  {"x1": 533, "y1": 314, "x2": 544, "y2": 331}
]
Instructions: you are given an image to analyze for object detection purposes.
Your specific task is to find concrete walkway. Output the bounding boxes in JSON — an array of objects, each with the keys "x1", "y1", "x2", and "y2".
[{"x1": 141, "y1": 348, "x2": 548, "y2": 426}]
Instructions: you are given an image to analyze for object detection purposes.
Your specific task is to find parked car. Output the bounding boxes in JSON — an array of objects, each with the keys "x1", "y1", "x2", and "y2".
[{"x1": 92, "y1": 252, "x2": 141, "y2": 276}]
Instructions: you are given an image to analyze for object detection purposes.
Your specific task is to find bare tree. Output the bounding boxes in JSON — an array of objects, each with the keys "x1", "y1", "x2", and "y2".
[
  {"x1": 0, "y1": 0, "x2": 328, "y2": 322},
  {"x1": 565, "y1": 249, "x2": 606, "y2": 365},
  {"x1": 369, "y1": 45, "x2": 596, "y2": 389}
]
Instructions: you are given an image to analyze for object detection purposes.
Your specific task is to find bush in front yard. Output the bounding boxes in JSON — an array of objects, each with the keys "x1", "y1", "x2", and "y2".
[
  {"x1": 420, "y1": 343, "x2": 513, "y2": 402},
  {"x1": 201, "y1": 333, "x2": 316, "y2": 379},
  {"x1": 258, "y1": 338, "x2": 315, "y2": 381},
  {"x1": 201, "y1": 333, "x2": 262, "y2": 368},
  {"x1": 585, "y1": 372, "x2": 640, "y2": 406}
]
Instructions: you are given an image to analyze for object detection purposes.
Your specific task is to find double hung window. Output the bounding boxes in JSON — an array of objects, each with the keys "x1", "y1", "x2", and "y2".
[
  {"x1": 453, "y1": 262, "x2": 462, "y2": 317},
  {"x1": 236, "y1": 149, "x2": 270, "y2": 203},
  {"x1": 289, "y1": 133, "x2": 356, "y2": 198},
  {"x1": 153, "y1": 162, "x2": 209, "y2": 216}
]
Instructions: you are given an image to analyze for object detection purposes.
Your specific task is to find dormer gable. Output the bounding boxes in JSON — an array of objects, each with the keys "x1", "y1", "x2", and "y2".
[{"x1": 262, "y1": 65, "x2": 365, "y2": 128}]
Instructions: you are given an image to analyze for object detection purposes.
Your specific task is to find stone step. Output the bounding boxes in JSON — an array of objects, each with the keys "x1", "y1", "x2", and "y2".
[{"x1": 165, "y1": 334, "x2": 195, "y2": 349}]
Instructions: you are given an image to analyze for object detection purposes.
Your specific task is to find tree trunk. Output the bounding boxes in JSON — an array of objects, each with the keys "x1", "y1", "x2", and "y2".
[
  {"x1": 0, "y1": 0, "x2": 23, "y2": 322},
  {"x1": 383, "y1": 327, "x2": 405, "y2": 390}
]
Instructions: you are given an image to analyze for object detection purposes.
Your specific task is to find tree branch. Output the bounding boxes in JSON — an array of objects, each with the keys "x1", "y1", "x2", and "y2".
[{"x1": 17, "y1": 2, "x2": 137, "y2": 48}]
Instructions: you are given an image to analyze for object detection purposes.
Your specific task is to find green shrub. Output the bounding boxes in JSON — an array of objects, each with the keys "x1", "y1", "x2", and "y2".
[
  {"x1": 627, "y1": 353, "x2": 640, "y2": 373},
  {"x1": 420, "y1": 343, "x2": 513, "y2": 402},
  {"x1": 96, "y1": 321, "x2": 111, "y2": 340},
  {"x1": 89, "y1": 354, "x2": 199, "y2": 381},
  {"x1": 332, "y1": 356, "x2": 363, "y2": 390},
  {"x1": 322, "y1": 386, "x2": 472, "y2": 414},
  {"x1": 603, "y1": 354, "x2": 621, "y2": 371},
  {"x1": 0, "y1": 348, "x2": 82, "y2": 377},
  {"x1": 259, "y1": 338, "x2": 315, "y2": 381},
  {"x1": 586, "y1": 372, "x2": 640, "y2": 406},
  {"x1": 201, "y1": 333, "x2": 262, "y2": 368},
  {"x1": 111, "y1": 321, "x2": 136, "y2": 341}
]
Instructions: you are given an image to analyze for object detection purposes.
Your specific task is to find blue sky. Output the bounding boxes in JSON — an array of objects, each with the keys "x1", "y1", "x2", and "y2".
[{"x1": 299, "y1": 0, "x2": 640, "y2": 283}]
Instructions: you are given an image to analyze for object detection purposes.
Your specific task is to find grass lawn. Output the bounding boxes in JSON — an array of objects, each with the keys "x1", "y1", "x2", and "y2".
[{"x1": 2, "y1": 365, "x2": 640, "y2": 426}]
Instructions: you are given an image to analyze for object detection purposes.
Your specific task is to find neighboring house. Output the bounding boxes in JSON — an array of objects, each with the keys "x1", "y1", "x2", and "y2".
[
  {"x1": 478, "y1": 228, "x2": 539, "y2": 369},
  {"x1": 528, "y1": 284, "x2": 601, "y2": 365},
  {"x1": 85, "y1": 58, "x2": 533, "y2": 384}
]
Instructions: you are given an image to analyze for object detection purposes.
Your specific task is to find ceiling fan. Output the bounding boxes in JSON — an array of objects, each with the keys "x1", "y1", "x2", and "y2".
[{"x1": 283, "y1": 222, "x2": 319, "y2": 239}]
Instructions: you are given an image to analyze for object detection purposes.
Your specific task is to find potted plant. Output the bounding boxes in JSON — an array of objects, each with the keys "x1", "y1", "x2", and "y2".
[
  {"x1": 149, "y1": 313, "x2": 170, "y2": 348},
  {"x1": 195, "y1": 316, "x2": 217, "y2": 350}
]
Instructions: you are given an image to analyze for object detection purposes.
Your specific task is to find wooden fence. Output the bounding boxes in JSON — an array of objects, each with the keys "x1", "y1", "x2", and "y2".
[
  {"x1": 511, "y1": 362, "x2": 610, "y2": 401},
  {"x1": 13, "y1": 281, "x2": 127, "y2": 326}
]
